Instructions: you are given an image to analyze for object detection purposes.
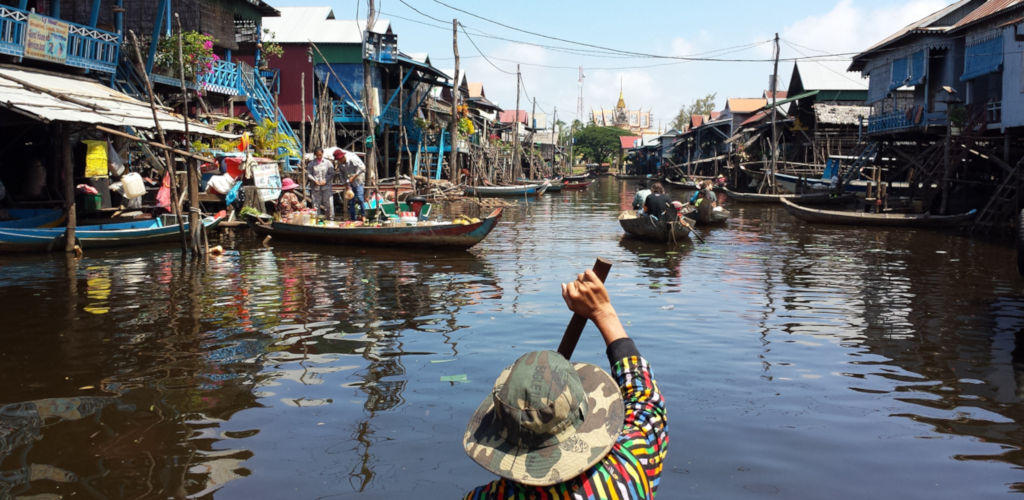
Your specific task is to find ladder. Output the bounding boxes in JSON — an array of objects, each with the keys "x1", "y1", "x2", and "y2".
[
  {"x1": 112, "y1": 52, "x2": 151, "y2": 101},
  {"x1": 236, "y1": 61, "x2": 301, "y2": 169},
  {"x1": 972, "y1": 156, "x2": 1024, "y2": 235},
  {"x1": 839, "y1": 141, "x2": 879, "y2": 186}
]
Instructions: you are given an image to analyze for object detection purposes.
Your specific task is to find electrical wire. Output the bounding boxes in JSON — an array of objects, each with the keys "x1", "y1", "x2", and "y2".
[{"x1": 459, "y1": 22, "x2": 516, "y2": 75}]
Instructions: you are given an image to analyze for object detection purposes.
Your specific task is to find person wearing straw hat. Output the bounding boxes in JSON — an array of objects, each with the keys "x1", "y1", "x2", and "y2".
[
  {"x1": 463, "y1": 269, "x2": 668, "y2": 498},
  {"x1": 275, "y1": 177, "x2": 303, "y2": 221}
]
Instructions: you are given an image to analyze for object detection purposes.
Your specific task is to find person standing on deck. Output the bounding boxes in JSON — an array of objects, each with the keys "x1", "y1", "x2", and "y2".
[
  {"x1": 334, "y1": 149, "x2": 366, "y2": 221},
  {"x1": 306, "y1": 147, "x2": 335, "y2": 219},
  {"x1": 463, "y1": 269, "x2": 668, "y2": 499}
]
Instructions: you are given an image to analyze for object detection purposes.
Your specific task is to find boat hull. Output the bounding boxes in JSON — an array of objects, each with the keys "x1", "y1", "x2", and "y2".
[
  {"x1": 255, "y1": 208, "x2": 503, "y2": 249},
  {"x1": 0, "y1": 208, "x2": 65, "y2": 228},
  {"x1": 724, "y1": 188, "x2": 853, "y2": 205},
  {"x1": 464, "y1": 183, "x2": 548, "y2": 197},
  {"x1": 781, "y1": 198, "x2": 976, "y2": 227},
  {"x1": 618, "y1": 210, "x2": 693, "y2": 243},
  {"x1": 0, "y1": 216, "x2": 222, "y2": 252}
]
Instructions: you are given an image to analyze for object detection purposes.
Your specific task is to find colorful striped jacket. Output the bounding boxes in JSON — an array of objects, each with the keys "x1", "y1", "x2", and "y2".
[{"x1": 464, "y1": 338, "x2": 668, "y2": 499}]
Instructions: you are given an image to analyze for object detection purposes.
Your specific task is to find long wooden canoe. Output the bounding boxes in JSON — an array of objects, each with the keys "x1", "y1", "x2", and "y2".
[
  {"x1": 724, "y1": 187, "x2": 852, "y2": 205},
  {"x1": 781, "y1": 197, "x2": 977, "y2": 227},
  {"x1": 0, "y1": 208, "x2": 65, "y2": 228},
  {"x1": 618, "y1": 210, "x2": 694, "y2": 243},
  {"x1": 254, "y1": 208, "x2": 503, "y2": 249},
  {"x1": 562, "y1": 179, "x2": 594, "y2": 191},
  {"x1": 0, "y1": 215, "x2": 222, "y2": 252},
  {"x1": 464, "y1": 182, "x2": 549, "y2": 197}
]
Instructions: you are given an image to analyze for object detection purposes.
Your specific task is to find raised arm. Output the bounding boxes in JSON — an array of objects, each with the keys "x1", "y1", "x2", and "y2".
[{"x1": 561, "y1": 269, "x2": 627, "y2": 346}]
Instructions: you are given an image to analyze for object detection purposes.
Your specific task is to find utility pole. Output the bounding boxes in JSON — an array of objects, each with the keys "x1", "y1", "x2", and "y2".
[
  {"x1": 764, "y1": 32, "x2": 780, "y2": 194},
  {"x1": 363, "y1": 0, "x2": 377, "y2": 185},
  {"x1": 551, "y1": 107, "x2": 558, "y2": 175},
  {"x1": 529, "y1": 97, "x2": 537, "y2": 179},
  {"x1": 449, "y1": 18, "x2": 460, "y2": 185},
  {"x1": 512, "y1": 64, "x2": 521, "y2": 181}
]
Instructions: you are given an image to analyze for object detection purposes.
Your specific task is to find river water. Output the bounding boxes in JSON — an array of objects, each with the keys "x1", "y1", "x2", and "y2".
[{"x1": 2, "y1": 178, "x2": 1024, "y2": 498}]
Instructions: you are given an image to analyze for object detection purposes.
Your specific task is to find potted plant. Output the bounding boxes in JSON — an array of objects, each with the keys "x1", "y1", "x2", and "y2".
[{"x1": 153, "y1": 31, "x2": 219, "y2": 82}]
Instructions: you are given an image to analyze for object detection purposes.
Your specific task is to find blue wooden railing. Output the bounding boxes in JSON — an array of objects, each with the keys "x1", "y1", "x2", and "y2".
[
  {"x1": 0, "y1": 4, "x2": 119, "y2": 73},
  {"x1": 867, "y1": 109, "x2": 949, "y2": 134}
]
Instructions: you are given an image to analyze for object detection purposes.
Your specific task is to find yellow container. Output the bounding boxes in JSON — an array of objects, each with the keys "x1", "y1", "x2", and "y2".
[{"x1": 82, "y1": 140, "x2": 108, "y2": 178}]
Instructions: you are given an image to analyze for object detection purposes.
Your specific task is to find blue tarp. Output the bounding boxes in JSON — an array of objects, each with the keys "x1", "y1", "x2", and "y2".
[
  {"x1": 907, "y1": 50, "x2": 926, "y2": 86},
  {"x1": 314, "y1": 63, "x2": 382, "y2": 109},
  {"x1": 961, "y1": 36, "x2": 1003, "y2": 81},
  {"x1": 889, "y1": 57, "x2": 908, "y2": 91}
]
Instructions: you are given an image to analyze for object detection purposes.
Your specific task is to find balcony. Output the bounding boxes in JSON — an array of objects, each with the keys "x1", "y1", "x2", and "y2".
[
  {"x1": 150, "y1": 59, "x2": 243, "y2": 96},
  {"x1": 332, "y1": 100, "x2": 365, "y2": 124},
  {"x1": 0, "y1": 5, "x2": 119, "y2": 73},
  {"x1": 867, "y1": 108, "x2": 947, "y2": 135}
]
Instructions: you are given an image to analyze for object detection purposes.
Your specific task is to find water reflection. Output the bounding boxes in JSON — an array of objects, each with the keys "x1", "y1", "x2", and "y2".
[{"x1": 0, "y1": 244, "x2": 500, "y2": 497}]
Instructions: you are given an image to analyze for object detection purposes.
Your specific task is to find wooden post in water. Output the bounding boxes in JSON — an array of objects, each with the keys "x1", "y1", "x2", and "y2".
[
  {"x1": 512, "y1": 65, "x2": 521, "y2": 181},
  {"x1": 529, "y1": 97, "x2": 537, "y2": 179},
  {"x1": 61, "y1": 124, "x2": 76, "y2": 253},
  {"x1": 176, "y1": 14, "x2": 200, "y2": 258},
  {"x1": 766, "y1": 32, "x2": 780, "y2": 195},
  {"x1": 449, "y1": 18, "x2": 461, "y2": 185},
  {"x1": 363, "y1": 0, "x2": 378, "y2": 186},
  {"x1": 129, "y1": 30, "x2": 186, "y2": 254},
  {"x1": 301, "y1": 71, "x2": 308, "y2": 194}
]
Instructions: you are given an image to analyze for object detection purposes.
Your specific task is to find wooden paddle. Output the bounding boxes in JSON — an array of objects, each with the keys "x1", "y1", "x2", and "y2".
[{"x1": 557, "y1": 257, "x2": 612, "y2": 359}]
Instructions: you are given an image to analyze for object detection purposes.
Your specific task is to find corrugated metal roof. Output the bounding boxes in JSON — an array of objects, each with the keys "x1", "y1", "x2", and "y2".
[
  {"x1": 262, "y1": 7, "x2": 390, "y2": 44},
  {"x1": 619, "y1": 135, "x2": 640, "y2": 149},
  {"x1": 813, "y1": 103, "x2": 871, "y2": 125},
  {"x1": 0, "y1": 67, "x2": 235, "y2": 138},
  {"x1": 954, "y1": 0, "x2": 1024, "y2": 28},
  {"x1": 726, "y1": 98, "x2": 767, "y2": 113},
  {"x1": 850, "y1": 0, "x2": 975, "y2": 69},
  {"x1": 792, "y1": 61, "x2": 868, "y2": 91}
]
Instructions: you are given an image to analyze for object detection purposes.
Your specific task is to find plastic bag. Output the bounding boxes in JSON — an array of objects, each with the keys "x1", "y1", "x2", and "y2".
[{"x1": 107, "y1": 141, "x2": 125, "y2": 176}]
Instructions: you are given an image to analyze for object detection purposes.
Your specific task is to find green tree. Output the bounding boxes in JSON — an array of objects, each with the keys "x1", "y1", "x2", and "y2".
[
  {"x1": 572, "y1": 125, "x2": 632, "y2": 163},
  {"x1": 670, "y1": 92, "x2": 718, "y2": 131}
]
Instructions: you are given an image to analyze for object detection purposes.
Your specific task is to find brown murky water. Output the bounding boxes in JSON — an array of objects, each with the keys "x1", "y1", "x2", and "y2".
[{"x1": 2, "y1": 178, "x2": 1024, "y2": 498}]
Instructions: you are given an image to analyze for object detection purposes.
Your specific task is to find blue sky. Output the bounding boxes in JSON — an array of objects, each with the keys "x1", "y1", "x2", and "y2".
[{"x1": 268, "y1": 0, "x2": 955, "y2": 130}]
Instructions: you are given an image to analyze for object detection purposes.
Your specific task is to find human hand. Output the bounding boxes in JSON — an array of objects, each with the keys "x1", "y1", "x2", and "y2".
[{"x1": 561, "y1": 269, "x2": 614, "y2": 323}]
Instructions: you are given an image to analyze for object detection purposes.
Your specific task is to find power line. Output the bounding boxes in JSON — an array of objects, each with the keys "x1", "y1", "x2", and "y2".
[{"x1": 459, "y1": 22, "x2": 515, "y2": 75}]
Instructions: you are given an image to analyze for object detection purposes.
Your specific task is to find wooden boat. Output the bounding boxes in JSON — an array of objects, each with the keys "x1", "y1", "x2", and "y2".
[
  {"x1": 0, "y1": 214, "x2": 223, "y2": 252},
  {"x1": 618, "y1": 210, "x2": 695, "y2": 243},
  {"x1": 0, "y1": 208, "x2": 65, "y2": 228},
  {"x1": 781, "y1": 197, "x2": 977, "y2": 227},
  {"x1": 723, "y1": 187, "x2": 852, "y2": 205},
  {"x1": 680, "y1": 203, "x2": 730, "y2": 225},
  {"x1": 464, "y1": 182, "x2": 549, "y2": 197},
  {"x1": 663, "y1": 178, "x2": 699, "y2": 190},
  {"x1": 563, "y1": 173, "x2": 590, "y2": 182},
  {"x1": 562, "y1": 179, "x2": 594, "y2": 191},
  {"x1": 253, "y1": 208, "x2": 503, "y2": 249},
  {"x1": 518, "y1": 177, "x2": 563, "y2": 193},
  {"x1": 615, "y1": 173, "x2": 647, "y2": 179}
]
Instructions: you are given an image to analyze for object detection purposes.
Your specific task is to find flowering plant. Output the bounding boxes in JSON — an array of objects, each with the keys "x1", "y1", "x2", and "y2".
[{"x1": 154, "y1": 31, "x2": 219, "y2": 81}]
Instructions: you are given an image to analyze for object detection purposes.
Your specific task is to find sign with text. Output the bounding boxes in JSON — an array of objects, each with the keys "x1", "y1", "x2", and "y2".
[
  {"x1": 25, "y1": 14, "x2": 69, "y2": 64},
  {"x1": 252, "y1": 161, "x2": 282, "y2": 202}
]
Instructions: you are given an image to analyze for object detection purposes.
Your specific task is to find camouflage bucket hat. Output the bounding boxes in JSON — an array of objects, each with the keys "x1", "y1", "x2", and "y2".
[{"x1": 463, "y1": 350, "x2": 624, "y2": 486}]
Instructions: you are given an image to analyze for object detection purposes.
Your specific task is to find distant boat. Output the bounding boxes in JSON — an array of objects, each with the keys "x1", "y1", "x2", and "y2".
[
  {"x1": 781, "y1": 197, "x2": 977, "y2": 227},
  {"x1": 254, "y1": 208, "x2": 503, "y2": 250},
  {"x1": 518, "y1": 177, "x2": 563, "y2": 192},
  {"x1": 0, "y1": 208, "x2": 65, "y2": 228},
  {"x1": 464, "y1": 181, "x2": 549, "y2": 197},
  {"x1": 562, "y1": 179, "x2": 593, "y2": 191},
  {"x1": 618, "y1": 210, "x2": 695, "y2": 243},
  {"x1": 663, "y1": 178, "x2": 699, "y2": 190},
  {"x1": 723, "y1": 187, "x2": 854, "y2": 205},
  {"x1": 0, "y1": 214, "x2": 222, "y2": 252},
  {"x1": 563, "y1": 173, "x2": 590, "y2": 182}
]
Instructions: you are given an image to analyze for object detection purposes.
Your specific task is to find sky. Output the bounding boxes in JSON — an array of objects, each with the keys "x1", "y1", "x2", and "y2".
[{"x1": 268, "y1": 0, "x2": 957, "y2": 131}]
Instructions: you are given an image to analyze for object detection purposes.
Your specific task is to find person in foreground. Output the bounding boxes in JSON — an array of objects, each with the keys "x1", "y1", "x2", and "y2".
[{"x1": 463, "y1": 269, "x2": 669, "y2": 499}]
